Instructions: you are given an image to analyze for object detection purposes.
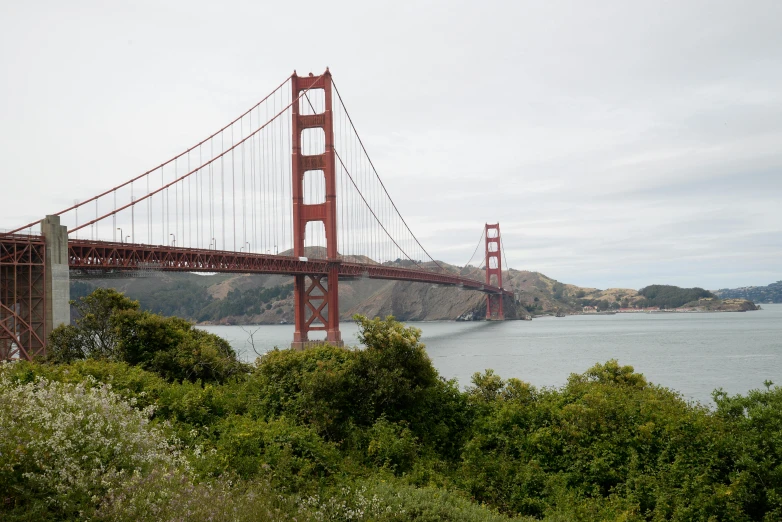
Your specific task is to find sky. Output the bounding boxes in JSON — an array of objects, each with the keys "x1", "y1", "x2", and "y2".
[{"x1": 1, "y1": 0, "x2": 781, "y2": 290}]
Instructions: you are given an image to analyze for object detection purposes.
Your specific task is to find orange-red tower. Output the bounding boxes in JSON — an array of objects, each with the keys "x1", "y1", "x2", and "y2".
[
  {"x1": 290, "y1": 70, "x2": 343, "y2": 349},
  {"x1": 485, "y1": 223, "x2": 504, "y2": 320}
]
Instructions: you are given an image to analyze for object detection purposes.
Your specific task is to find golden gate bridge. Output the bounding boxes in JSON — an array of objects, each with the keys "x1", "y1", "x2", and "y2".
[{"x1": 0, "y1": 69, "x2": 512, "y2": 360}]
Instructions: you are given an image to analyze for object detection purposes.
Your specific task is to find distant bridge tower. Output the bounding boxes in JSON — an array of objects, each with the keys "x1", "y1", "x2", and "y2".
[
  {"x1": 290, "y1": 70, "x2": 343, "y2": 349},
  {"x1": 485, "y1": 223, "x2": 504, "y2": 320}
]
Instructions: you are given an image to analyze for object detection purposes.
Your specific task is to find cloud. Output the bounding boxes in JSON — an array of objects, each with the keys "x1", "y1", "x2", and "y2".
[{"x1": 1, "y1": 0, "x2": 780, "y2": 289}]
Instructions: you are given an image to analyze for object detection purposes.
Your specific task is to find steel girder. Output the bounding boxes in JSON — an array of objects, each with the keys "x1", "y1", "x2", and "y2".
[
  {"x1": 67, "y1": 239, "x2": 512, "y2": 296},
  {"x1": 0, "y1": 235, "x2": 47, "y2": 360}
]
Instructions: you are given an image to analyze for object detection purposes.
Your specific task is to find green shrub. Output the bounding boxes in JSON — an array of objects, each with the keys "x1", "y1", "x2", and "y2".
[
  {"x1": 713, "y1": 385, "x2": 782, "y2": 520},
  {"x1": 114, "y1": 309, "x2": 247, "y2": 383},
  {"x1": 11, "y1": 298, "x2": 782, "y2": 522},
  {"x1": 0, "y1": 370, "x2": 184, "y2": 520},
  {"x1": 47, "y1": 287, "x2": 140, "y2": 363},
  {"x1": 250, "y1": 316, "x2": 439, "y2": 434},
  {"x1": 47, "y1": 288, "x2": 247, "y2": 383},
  {"x1": 300, "y1": 479, "x2": 533, "y2": 521},
  {"x1": 204, "y1": 415, "x2": 342, "y2": 492},
  {"x1": 366, "y1": 417, "x2": 420, "y2": 473},
  {"x1": 97, "y1": 473, "x2": 306, "y2": 522},
  {"x1": 460, "y1": 361, "x2": 748, "y2": 519}
]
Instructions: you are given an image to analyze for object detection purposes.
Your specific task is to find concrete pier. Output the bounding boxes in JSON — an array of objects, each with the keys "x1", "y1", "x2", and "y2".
[{"x1": 40, "y1": 215, "x2": 70, "y2": 338}]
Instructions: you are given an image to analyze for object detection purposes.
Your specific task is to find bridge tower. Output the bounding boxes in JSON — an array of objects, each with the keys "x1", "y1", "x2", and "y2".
[
  {"x1": 0, "y1": 215, "x2": 69, "y2": 360},
  {"x1": 290, "y1": 70, "x2": 343, "y2": 349},
  {"x1": 485, "y1": 223, "x2": 504, "y2": 320}
]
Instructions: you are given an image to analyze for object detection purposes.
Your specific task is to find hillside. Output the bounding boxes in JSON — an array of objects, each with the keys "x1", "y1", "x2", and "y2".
[
  {"x1": 70, "y1": 260, "x2": 757, "y2": 324},
  {"x1": 716, "y1": 281, "x2": 782, "y2": 304},
  {"x1": 71, "y1": 261, "x2": 520, "y2": 325}
]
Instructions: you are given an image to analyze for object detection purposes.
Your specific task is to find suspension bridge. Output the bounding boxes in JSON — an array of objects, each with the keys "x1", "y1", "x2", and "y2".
[{"x1": 0, "y1": 69, "x2": 513, "y2": 360}]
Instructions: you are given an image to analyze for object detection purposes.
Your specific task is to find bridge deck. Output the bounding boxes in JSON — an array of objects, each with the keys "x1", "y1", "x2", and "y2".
[{"x1": 67, "y1": 239, "x2": 512, "y2": 296}]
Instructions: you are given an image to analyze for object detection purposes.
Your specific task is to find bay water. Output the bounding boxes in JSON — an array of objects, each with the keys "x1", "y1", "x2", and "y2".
[{"x1": 199, "y1": 304, "x2": 782, "y2": 406}]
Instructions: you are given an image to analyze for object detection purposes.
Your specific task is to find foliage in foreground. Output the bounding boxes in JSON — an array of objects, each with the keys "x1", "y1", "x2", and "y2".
[
  {"x1": 2, "y1": 301, "x2": 782, "y2": 521},
  {"x1": 47, "y1": 288, "x2": 246, "y2": 383},
  {"x1": 0, "y1": 374, "x2": 184, "y2": 520}
]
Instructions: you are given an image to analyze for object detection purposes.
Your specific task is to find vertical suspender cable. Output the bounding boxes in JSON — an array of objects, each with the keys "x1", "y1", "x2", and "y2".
[
  {"x1": 161, "y1": 166, "x2": 165, "y2": 245},
  {"x1": 241, "y1": 119, "x2": 246, "y2": 249},
  {"x1": 174, "y1": 159, "x2": 178, "y2": 246},
  {"x1": 263, "y1": 102, "x2": 268, "y2": 253},
  {"x1": 188, "y1": 154, "x2": 191, "y2": 248},
  {"x1": 131, "y1": 182, "x2": 135, "y2": 243},
  {"x1": 251, "y1": 113, "x2": 258, "y2": 250},
  {"x1": 273, "y1": 91, "x2": 280, "y2": 255},
  {"x1": 221, "y1": 130, "x2": 226, "y2": 251},
  {"x1": 232, "y1": 126, "x2": 236, "y2": 252},
  {"x1": 113, "y1": 191, "x2": 117, "y2": 241},
  {"x1": 147, "y1": 176, "x2": 151, "y2": 244},
  {"x1": 210, "y1": 139, "x2": 214, "y2": 247},
  {"x1": 197, "y1": 146, "x2": 201, "y2": 248}
]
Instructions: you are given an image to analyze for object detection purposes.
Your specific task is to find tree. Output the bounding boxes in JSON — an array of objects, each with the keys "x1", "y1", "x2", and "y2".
[
  {"x1": 47, "y1": 288, "x2": 246, "y2": 383},
  {"x1": 251, "y1": 315, "x2": 466, "y2": 456},
  {"x1": 47, "y1": 288, "x2": 139, "y2": 362},
  {"x1": 112, "y1": 309, "x2": 245, "y2": 383}
]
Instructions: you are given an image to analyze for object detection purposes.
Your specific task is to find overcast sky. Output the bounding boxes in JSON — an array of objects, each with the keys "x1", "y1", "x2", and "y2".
[{"x1": 1, "y1": 0, "x2": 780, "y2": 290}]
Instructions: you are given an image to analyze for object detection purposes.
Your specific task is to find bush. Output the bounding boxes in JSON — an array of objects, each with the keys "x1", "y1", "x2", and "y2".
[
  {"x1": 207, "y1": 415, "x2": 342, "y2": 491},
  {"x1": 12, "y1": 295, "x2": 782, "y2": 522},
  {"x1": 47, "y1": 287, "x2": 140, "y2": 362},
  {"x1": 300, "y1": 480, "x2": 533, "y2": 521},
  {"x1": 249, "y1": 316, "x2": 466, "y2": 456},
  {"x1": 0, "y1": 369, "x2": 184, "y2": 520},
  {"x1": 459, "y1": 361, "x2": 748, "y2": 519},
  {"x1": 97, "y1": 473, "x2": 305, "y2": 522},
  {"x1": 47, "y1": 288, "x2": 247, "y2": 383},
  {"x1": 713, "y1": 384, "x2": 782, "y2": 520},
  {"x1": 114, "y1": 309, "x2": 246, "y2": 383},
  {"x1": 366, "y1": 417, "x2": 420, "y2": 473}
]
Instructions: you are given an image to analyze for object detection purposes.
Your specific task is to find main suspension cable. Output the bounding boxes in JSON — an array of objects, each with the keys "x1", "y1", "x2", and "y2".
[
  {"x1": 9, "y1": 76, "x2": 292, "y2": 235},
  {"x1": 331, "y1": 78, "x2": 445, "y2": 272},
  {"x1": 70, "y1": 75, "x2": 323, "y2": 234},
  {"x1": 463, "y1": 228, "x2": 485, "y2": 271}
]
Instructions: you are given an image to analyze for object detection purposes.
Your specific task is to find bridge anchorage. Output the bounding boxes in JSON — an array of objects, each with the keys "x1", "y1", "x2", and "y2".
[{"x1": 0, "y1": 68, "x2": 513, "y2": 360}]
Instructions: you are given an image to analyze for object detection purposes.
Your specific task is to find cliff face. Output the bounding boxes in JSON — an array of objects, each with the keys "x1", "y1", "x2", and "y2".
[{"x1": 343, "y1": 280, "x2": 505, "y2": 321}]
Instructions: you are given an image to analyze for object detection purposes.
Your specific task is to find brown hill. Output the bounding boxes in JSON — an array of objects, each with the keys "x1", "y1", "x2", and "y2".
[{"x1": 70, "y1": 258, "x2": 755, "y2": 324}]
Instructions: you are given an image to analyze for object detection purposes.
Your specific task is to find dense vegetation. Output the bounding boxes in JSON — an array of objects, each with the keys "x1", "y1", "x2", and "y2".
[
  {"x1": 48, "y1": 288, "x2": 246, "y2": 383},
  {"x1": 637, "y1": 284, "x2": 714, "y2": 309},
  {"x1": 2, "y1": 289, "x2": 781, "y2": 520},
  {"x1": 199, "y1": 284, "x2": 292, "y2": 320},
  {"x1": 718, "y1": 280, "x2": 782, "y2": 304}
]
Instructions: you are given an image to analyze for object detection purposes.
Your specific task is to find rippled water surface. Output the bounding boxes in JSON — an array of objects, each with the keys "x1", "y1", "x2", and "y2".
[{"x1": 199, "y1": 304, "x2": 782, "y2": 405}]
